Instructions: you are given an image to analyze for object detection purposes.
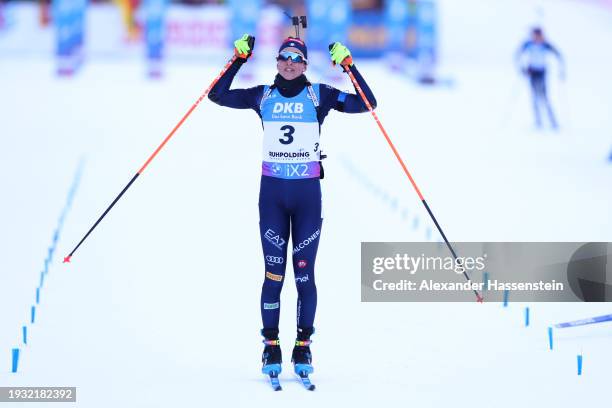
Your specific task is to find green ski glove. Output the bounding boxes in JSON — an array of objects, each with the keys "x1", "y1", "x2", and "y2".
[
  {"x1": 329, "y1": 42, "x2": 353, "y2": 66},
  {"x1": 234, "y1": 34, "x2": 254, "y2": 59}
]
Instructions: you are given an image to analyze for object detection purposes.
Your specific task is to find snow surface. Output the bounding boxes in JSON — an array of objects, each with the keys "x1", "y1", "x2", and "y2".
[{"x1": 1, "y1": 0, "x2": 611, "y2": 407}]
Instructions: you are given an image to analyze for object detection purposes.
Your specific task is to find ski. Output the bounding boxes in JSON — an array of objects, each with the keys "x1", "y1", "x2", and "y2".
[
  {"x1": 266, "y1": 371, "x2": 282, "y2": 391},
  {"x1": 296, "y1": 370, "x2": 315, "y2": 391},
  {"x1": 554, "y1": 313, "x2": 612, "y2": 329},
  {"x1": 294, "y1": 364, "x2": 315, "y2": 391},
  {"x1": 262, "y1": 363, "x2": 283, "y2": 391}
]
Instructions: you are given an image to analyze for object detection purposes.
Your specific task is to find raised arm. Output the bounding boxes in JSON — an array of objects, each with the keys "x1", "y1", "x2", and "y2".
[
  {"x1": 208, "y1": 59, "x2": 263, "y2": 110},
  {"x1": 316, "y1": 43, "x2": 377, "y2": 121},
  {"x1": 339, "y1": 64, "x2": 377, "y2": 113},
  {"x1": 208, "y1": 34, "x2": 264, "y2": 112}
]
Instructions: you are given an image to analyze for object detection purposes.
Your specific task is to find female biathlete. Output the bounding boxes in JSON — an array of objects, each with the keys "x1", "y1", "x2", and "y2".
[{"x1": 209, "y1": 34, "x2": 377, "y2": 382}]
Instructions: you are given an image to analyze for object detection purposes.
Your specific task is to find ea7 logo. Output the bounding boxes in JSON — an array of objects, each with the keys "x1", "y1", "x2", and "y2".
[
  {"x1": 273, "y1": 102, "x2": 304, "y2": 114},
  {"x1": 264, "y1": 229, "x2": 286, "y2": 250}
]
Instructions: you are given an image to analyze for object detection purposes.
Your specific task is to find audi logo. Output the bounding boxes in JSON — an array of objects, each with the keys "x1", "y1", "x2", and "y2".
[{"x1": 266, "y1": 255, "x2": 284, "y2": 264}]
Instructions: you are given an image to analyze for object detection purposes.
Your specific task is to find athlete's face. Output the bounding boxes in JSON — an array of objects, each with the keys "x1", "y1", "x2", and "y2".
[
  {"x1": 277, "y1": 47, "x2": 307, "y2": 81},
  {"x1": 532, "y1": 32, "x2": 544, "y2": 43}
]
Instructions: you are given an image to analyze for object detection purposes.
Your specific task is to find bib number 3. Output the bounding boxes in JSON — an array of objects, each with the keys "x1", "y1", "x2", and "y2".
[{"x1": 279, "y1": 125, "x2": 295, "y2": 145}]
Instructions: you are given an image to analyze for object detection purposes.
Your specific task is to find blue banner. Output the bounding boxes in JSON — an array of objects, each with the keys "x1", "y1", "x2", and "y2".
[
  {"x1": 0, "y1": 1, "x2": 14, "y2": 31},
  {"x1": 227, "y1": 0, "x2": 261, "y2": 48},
  {"x1": 306, "y1": 0, "x2": 350, "y2": 54},
  {"x1": 327, "y1": 0, "x2": 350, "y2": 46},
  {"x1": 306, "y1": 0, "x2": 330, "y2": 53},
  {"x1": 416, "y1": 0, "x2": 437, "y2": 64},
  {"x1": 53, "y1": 0, "x2": 87, "y2": 75},
  {"x1": 348, "y1": 10, "x2": 384, "y2": 58},
  {"x1": 384, "y1": 0, "x2": 409, "y2": 54}
]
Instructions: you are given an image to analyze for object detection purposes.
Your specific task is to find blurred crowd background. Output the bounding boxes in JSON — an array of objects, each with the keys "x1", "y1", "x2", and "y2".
[
  {"x1": 0, "y1": 0, "x2": 439, "y2": 79},
  {"x1": 0, "y1": 0, "x2": 611, "y2": 156}
]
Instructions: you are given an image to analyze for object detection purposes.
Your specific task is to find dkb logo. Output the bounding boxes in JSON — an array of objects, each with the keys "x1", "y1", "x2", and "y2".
[{"x1": 273, "y1": 102, "x2": 304, "y2": 114}]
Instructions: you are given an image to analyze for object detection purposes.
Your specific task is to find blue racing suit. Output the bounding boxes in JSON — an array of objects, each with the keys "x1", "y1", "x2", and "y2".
[{"x1": 209, "y1": 58, "x2": 376, "y2": 331}]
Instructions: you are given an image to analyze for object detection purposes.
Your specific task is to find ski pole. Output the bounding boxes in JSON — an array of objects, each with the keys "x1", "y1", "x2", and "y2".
[
  {"x1": 331, "y1": 44, "x2": 483, "y2": 302},
  {"x1": 64, "y1": 38, "x2": 254, "y2": 263},
  {"x1": 557, "y1": 73, "x2": 571, "y2": 131},
  {"x1": 498, "y1": 73, "x2": 523, "y2": 130}
]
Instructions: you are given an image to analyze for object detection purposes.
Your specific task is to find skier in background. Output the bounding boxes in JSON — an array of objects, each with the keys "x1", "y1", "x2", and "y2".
[
  {"x1": 208, "y1": 35, "x2": 376, "y2": 380},
  {"x1": 143, "y1": 0, "x2": 167, "y2": 78},
  {"x1": 515, "y1": 27, "x2": 565, "y2": 130}
]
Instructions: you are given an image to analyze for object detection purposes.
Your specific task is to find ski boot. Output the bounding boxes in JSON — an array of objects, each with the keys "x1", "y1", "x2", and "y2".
[
  {"x1": 261, "y1": 328, "x2": 282, "y2": 390},
  {"x1": 292, "y1": 327, "x2": 315, "y2": 390}
]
